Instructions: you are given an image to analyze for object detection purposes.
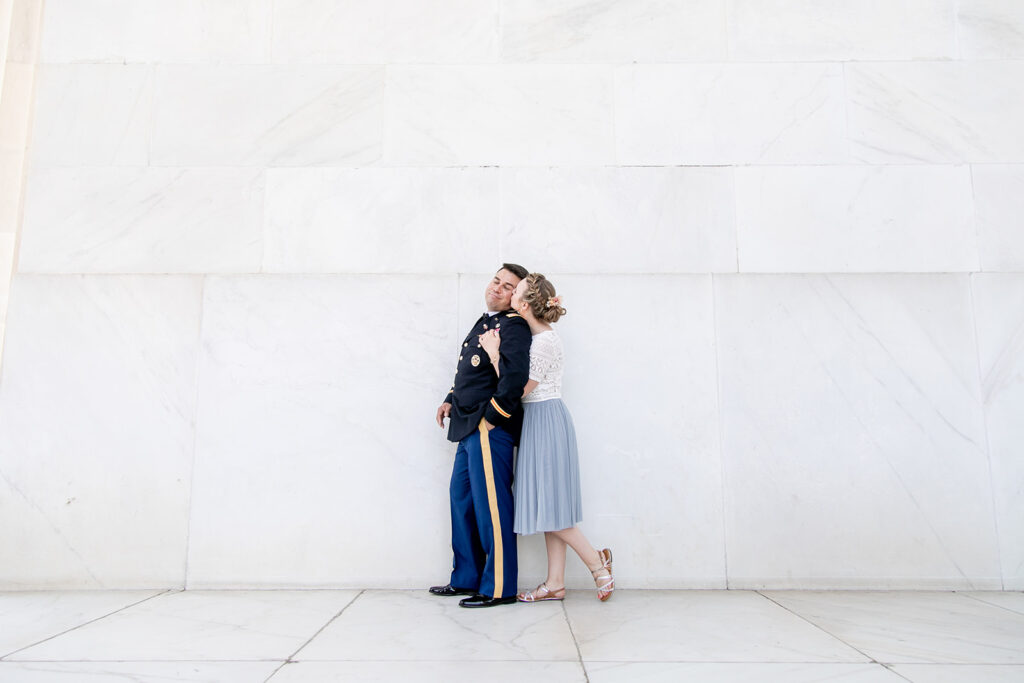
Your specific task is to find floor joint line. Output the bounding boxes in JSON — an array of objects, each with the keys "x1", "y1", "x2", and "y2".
[
  {"x1": 561, "y1": 598, "x2": 590, "y2": 683},
  {"x1": 263, "y1": 589, "x2": 364, "y2": 683},
  {"x1": 754, "y1": 591, "x2": 883, "y2": 668},
  {"x1": 0, "y1": 589, "x2": 173, "y2": 661}
]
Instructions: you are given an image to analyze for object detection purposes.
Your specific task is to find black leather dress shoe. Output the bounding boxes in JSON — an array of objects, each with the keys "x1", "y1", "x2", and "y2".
[
  {"x1": 458, "y1": 594, "x2": 517, "y2": 608},
  {"x1": 428, "y1": 584, "x2": 477, "y2": 597}
]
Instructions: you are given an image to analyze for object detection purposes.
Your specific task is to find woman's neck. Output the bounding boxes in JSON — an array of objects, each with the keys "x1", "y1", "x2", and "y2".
[{"x1": 524, "y1": 315, "x2": 552, "y2": 335}]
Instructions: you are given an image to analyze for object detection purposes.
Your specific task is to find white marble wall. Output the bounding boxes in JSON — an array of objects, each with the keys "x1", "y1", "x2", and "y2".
[
  {"x1": 1, "y1": 0, "x2": 1022, "y2": 590},
  {"x1": 0, "y1": 0, "x2": 43, "y2": 356}
]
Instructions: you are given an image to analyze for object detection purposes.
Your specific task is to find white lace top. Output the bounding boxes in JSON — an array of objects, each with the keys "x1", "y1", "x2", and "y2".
[{"x1": 522, "y1": 329, "x2": 563, "y2": 403}]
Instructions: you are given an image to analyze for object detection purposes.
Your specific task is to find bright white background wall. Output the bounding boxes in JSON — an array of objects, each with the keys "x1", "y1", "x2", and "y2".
[
  {"x1": 0, "y1": 0, "x2": 1022, "y2": 591},
  {"x1": 0, "y1": 0, "x2": 42, "y2": 356}
]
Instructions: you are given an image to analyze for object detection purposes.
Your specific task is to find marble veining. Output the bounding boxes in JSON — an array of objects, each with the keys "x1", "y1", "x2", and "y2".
[
  {"x1": 501, "y1": 0, "x2": 727, "y2": 62},
  {"x1": 29, "y1": 64, "x2": 153, "y2": 167},
  {"x1": 274, "y1": 661, "x2": 586, "y2": 683},
  {"x1": 728, "y1": 0, "x2": 957, "y2": 61},
  {"x1": 271, "y1": 0, "x2": 499, "y2": 63},
  {"x1": 8, "y1": 590, "x2": 359, "y2": 661},
  {"x1": 972, "y1": 165, "x2": 1024, "y2": 273},
  {"x1": 19, "y1": 167, "x2": 265, "y2": 273},
  {"x1": 2, "y1": 589, "x2": 1022, "y2": 681},
  {"x1": 0, "y1": 276, "x2": 204, "y2": 589},
  {"x1": 40, "y1": 0, "x2": 274, "y2": 64},
  {"x1": 185, "y1": 276, "x2": 459, "y2": 588},
  {"x1": 848, "y1": 61, "x2": 1024, "y2": 164},
  {"x1": 151, "y1": 65, "x2": 385, "y2": 167},
  {"x1": 294, "y1": 590, "x2": 578, "y2": 661},
  {"x1": 0, "y1": 662, "x2": 283, "y2": 682},
  {"x1": 586, "y1": 662, "x2": 904, "y2": 683},
  {"x1": 262, "y1": 167, "x2": 499, "y2": 274},
  {"x1": 734, "y1": 165, "x2": 977, "y2": 272},
  {"x1": 500, "y1": 167, "x2": 737, "y2": 273},
  {"x1": 763, "y1": 591, "x2": 1024, "y2": 664},
  {"x1": 970, "y1": 274, "x2": 1024, "y2": 590},
  {"x1": 3, "y1": 0, "x2": 1024, "y2": 595},
  {"x1": 957, "y1": 0, "x2": 1024, "y2": 59},
  {"x1": 716, "y1": 274, "x2": 998, "y2": 588},
  {"x1": 0, "y1": 590, "x2": 162, "y2": 657},
  {"x1": 566, "y1": 590, "x2": 867, "y2": 662},
  {"x1": 384, "y1": 65, "x2": 613, "y2": 166},
  {"x1": 614, "y1": 63, "x2": 848, "y2": 165}
]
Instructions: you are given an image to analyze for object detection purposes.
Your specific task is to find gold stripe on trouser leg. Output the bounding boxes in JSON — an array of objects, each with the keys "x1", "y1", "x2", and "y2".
[{"x1": 478, "y1": 420, "x2": 503, "y2": 599}]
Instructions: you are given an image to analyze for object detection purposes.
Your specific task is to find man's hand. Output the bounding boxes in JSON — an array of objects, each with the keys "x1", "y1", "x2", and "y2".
[
  {"x1": 483, "y1": 419, "x2": 495, "y2": 431},
  {"x1": 436, "y1": 402, "x2": 452, "y2": 428}
]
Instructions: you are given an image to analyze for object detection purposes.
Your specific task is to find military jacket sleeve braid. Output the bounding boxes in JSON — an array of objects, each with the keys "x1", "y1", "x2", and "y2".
[{"x1": 483, "y1": 315, "x2": 531, "y2": 430}]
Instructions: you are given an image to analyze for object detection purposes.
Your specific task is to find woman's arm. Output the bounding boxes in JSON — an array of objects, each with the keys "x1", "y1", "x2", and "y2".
[
  {"x1": 481, "y1": 328, "x2": 536, "y2": 395},
  {"x1": 480, "y1": 330, "x2": 502, "y2": 374}
]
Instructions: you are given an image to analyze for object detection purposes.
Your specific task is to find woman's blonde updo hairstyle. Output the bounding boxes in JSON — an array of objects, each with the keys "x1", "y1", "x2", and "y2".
[{"x1": 519, "y1": 273, "x2": 566, "y2": 323}]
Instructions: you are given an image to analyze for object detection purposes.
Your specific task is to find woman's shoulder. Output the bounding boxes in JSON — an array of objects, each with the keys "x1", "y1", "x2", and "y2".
[
  {"x1": 533, "y1": 328, "x2": 560, "y2": 341},
  {"x1": 531, "y1": 328, "x2": 562, "y2": 351}
]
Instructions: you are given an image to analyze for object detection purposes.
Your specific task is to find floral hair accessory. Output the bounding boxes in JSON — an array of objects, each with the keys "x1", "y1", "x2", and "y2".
[{"x1": 545, "y1": 296, "x2": 563, "y2": 308}]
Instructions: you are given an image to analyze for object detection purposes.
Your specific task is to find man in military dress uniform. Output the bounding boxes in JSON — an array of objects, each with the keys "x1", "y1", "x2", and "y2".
[{"x1": 430, "y1": 263, "x2": 531, "y2": 608}]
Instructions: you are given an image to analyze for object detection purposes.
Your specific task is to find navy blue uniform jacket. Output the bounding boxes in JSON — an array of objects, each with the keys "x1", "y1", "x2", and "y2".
[{"x1": 444, "y1": 310, "x2": 531, "y2": 445}]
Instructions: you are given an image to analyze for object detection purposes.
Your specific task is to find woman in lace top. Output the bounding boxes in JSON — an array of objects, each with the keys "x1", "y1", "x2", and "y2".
[{"x1": 479, "y1": 273, "x2": 614, "y2": 603}]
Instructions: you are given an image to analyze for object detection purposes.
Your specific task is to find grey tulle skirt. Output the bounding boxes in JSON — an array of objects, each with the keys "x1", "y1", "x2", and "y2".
[{"x1": 513, "y1": 398, "x2": 583, "y2": 535}]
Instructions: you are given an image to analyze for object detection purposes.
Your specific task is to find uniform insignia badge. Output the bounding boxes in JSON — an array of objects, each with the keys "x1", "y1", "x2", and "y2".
[{"x1": 471, "y1": 354, "x2": 481, "y2": 367}]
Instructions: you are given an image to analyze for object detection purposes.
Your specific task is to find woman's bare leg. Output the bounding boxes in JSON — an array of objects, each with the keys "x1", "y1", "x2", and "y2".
[
  {"x1": 552, "y1": 526, "x2": 613, "y2": 598},
  {"x1": 544, "y1": 531, "x2": 567, "y2": 589},
  {"x1": 551, "y1": 526, "x2": 602, "y2": 572}
]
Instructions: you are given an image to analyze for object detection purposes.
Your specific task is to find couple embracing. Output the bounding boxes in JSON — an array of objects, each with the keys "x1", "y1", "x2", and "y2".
[{"x1": 431, "y1": 263, "x2": 614, "y2": 608}]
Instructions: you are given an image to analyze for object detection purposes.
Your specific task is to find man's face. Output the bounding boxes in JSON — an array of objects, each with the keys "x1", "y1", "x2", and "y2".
[{"x1": 485, "y1": 269, "x2": 521, "y2": 311}]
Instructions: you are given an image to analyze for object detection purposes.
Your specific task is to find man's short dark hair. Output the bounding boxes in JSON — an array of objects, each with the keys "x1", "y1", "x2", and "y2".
[{"x1": 501, "y1": 263, "x2": 528, "y2": 280}]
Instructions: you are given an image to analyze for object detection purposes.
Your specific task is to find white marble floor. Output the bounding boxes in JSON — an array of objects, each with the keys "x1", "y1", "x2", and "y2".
[{"x1": 0, "y1": 590, "x2": 1022, "y2": 682}]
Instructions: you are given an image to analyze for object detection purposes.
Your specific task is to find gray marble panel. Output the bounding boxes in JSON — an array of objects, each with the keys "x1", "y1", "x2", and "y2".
[
  {"x1": 185, "y1": 275, "x2": 459, "y2": 587},
  {"x1": 716, "y1": 274, "x2": 998, "y2": 588},
  {"x1": 734, "y1": 165, "x2": 977, "y2": 272},
  {"x1": 383, "y1": 65, "x2": 613, "y2": 166},
  {"x1": 501, "y1": 0, "x2": 727, "y2": 62},
  {"x1": 19, "y1": 167, "x2": 265, "y2": 273},
  {"x1": 0, "y1": 275, "x2": 203, "y2": 588},
  {"x1": 40, "y1": 0, "x2": 273, "y2": 63},
  {"x1": 8, "y1": 590, "x2": 357, "y2": 660},
  {"x1": 263, "y1": 167, "x2": 499, "y2": 273},
  {"x1": 0, "y1": 590, "x2": 161, "y2": 656},
  {"x1": 764, "y1": 591, "x2": 1024, "y2": 663},
  {"x1": 848, "y1": 62, "x2": 1024, "y2": 164},
  {"x1": 29, "y1": 65, "x2": 153, "y2": 167},
  {"x1": 150, "y1": 65, "x2": 384, "y2": 166},
  {"x1": 728, "y1": 0, "x2": 956, "y2": 60},
  {"x1": 271, "y1": 0, "x2": 498, "y2": 63},
  {"x1": 972, "y1": 165, "x2": 1024, "y2": 272},
  {"x1": 958, "y1": 0, "x2": 1024, "y2": 59},
  {"x1": 615, "y1": 63, "x2": 848, "y2": 165},
  {"x1": 971, "y1": 274, "x2": 1024, "y2": 590},
  {"x1": 500, "y1": 167, "x2": 736, "y2": 273}
]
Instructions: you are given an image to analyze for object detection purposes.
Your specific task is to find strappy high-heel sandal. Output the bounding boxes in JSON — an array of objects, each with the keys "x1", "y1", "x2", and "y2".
[
  {"x1": 591, "y1": 548, "x2": 614, "y2": 602},
  {"x1": 517, "y1": 583, "x2": 566, "y2": 602}
]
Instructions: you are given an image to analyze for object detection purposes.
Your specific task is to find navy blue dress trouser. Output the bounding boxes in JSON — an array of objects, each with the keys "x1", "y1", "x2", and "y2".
[{"x1": 449, "y1": 420, "x2": 518, "y2": 599}]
